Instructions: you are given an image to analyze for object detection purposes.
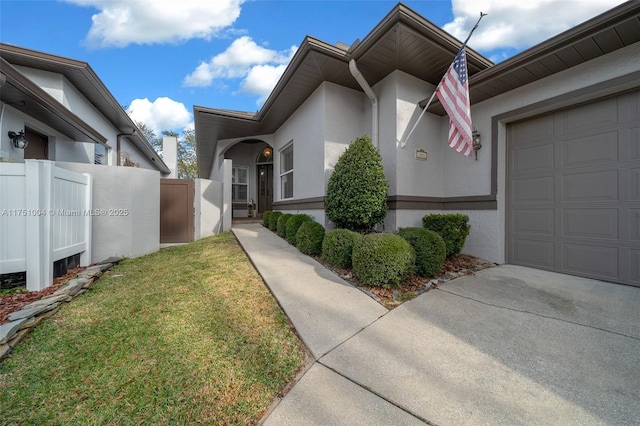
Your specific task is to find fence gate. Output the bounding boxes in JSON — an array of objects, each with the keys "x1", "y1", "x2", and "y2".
[{"x1": 160, "y1": 179, "x2": 194, "y2": 243}]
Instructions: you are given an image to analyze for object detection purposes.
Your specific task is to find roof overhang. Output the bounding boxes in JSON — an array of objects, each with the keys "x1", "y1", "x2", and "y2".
[
  {"x1": 423, "y1": 0, "x2": 640, "y2": 114},
  {"x1": 0, "y1": 43, "x2": 170, "y2": 173},
  {"x1": 1, "y1": 58, "x2": 107, "y2": 145},
  {"x1": 195, "y1": 2, "x2": 493, "y2": 177}
]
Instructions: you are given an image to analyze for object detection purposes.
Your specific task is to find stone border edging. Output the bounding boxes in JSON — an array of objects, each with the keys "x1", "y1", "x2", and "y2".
[{"x1": 0, "y1": 257, "x2": 122, "y2": 362}]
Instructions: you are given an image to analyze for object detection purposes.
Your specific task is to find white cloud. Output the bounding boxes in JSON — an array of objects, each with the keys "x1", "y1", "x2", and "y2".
[
  {"x1": 183, "y1": 36, "x2": 297, "y2": 104},
  {"x1": 64, "y1": 0, "x2": 244, "y2": 47},
  {"x1": 127, "y1": 97, "x2": 193, "y2": 135},
  {"x1": 444, "y1": 0, "x2": 627, "y2": 53}
]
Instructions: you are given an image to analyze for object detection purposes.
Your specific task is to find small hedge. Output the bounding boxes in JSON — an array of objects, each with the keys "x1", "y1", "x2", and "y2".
[
  {"x1": 398, "y1": 227, "x2": 446, "y2": 277},
  {"x1": 277, "y1": 214, "x2": 293, "y2": 238},
  {"x1": 268, "y1": 211, "x2": 282, "y2": 231},
  {"x1": 295, "y1": 221, "x2": 325, "y2": 256},
  {"x1": 322, "y1": 229, "x2": 362, "y2": 269},
  {"x1": 262, "y1": 211, "x2": 272, "y2": 227},
  {"x1": 352, "y1": 233, "x2": 415, "y2": 288},
  {"x1": 285, "y1": 214, "x2": 312, "y2": 245},
  {"x1": 422, "y1": 213, "x2": 470, "y2": 258}
]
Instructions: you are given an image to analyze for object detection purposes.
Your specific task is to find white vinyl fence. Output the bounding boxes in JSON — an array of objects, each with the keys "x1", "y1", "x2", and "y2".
[{"x1": 0, "y1": 160, "x2": 92, "y2": 291}]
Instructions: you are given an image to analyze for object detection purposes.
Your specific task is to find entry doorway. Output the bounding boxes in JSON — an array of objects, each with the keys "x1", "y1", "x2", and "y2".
[
  {"x1": 257, "y1": 164, "x2": 273, "y2": 215},
  {"x1": 24, "y1": 127, "x2": 48, "y2": 160}
]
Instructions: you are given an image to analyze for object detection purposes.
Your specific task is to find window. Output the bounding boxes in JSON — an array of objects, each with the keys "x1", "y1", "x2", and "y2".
[
  {"x1": 232, "y1": 165, "x2": 249, "y2": 202},
  {"x1": 280, "y1": 144, "x2": 293, "y2": 199},
  {"x1": 94, "y1": 144, "x2": 107, "y2": 165}
]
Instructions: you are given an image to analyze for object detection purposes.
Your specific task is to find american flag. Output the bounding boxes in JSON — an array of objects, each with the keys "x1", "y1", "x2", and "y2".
[{"x1": 435, "y1": 46, "x2": 473, "y2": 156}]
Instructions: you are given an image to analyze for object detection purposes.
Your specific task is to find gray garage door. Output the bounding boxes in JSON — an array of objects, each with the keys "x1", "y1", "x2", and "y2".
[{"x1": 507, "y1": 90, "x2": 639, "y2": 287}]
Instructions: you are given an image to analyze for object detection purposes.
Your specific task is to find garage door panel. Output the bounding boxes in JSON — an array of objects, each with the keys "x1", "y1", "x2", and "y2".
[
  {"x1": 563, "y1": 170, "x2": 618, "y2": 202},
  {"x1": 513, "y1": 209, "x2": 555, "y2": 235},
  {"x1": 512, "y1": 239, "x2": 555, "y2": 269},
  {"x1": 513, "y1": 143, "x2": 554, "y2": 174},
  {"x1": 563, "y1": 243, "x2": 618, "y2": 279},
  {"x1": 563, "y1": 209, "x2": 618, "y2": 240},
  {"x1": 565, "y1": 96, "x2": 617, "y2": 133},
  {"x1": 563, "y1": 131, "x2": 618, "y2": 167},
  {"x1": 508, "y1": 90, "x2": 639, "y2": 287},
  {"x1": 514, "y1": 177, "x2": 555, "y2": 203}
]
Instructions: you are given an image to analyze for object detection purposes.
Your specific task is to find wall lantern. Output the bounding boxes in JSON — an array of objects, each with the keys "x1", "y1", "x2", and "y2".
[
  {"x1": 262, "y1": 146, "x2": 272, "y2": 158},
  {"x1": 8, "y1": 130, "x2": 28, "y2": 149},
  {"x1": 472, "y1": 129, "x2": 481, "y2": 161}
]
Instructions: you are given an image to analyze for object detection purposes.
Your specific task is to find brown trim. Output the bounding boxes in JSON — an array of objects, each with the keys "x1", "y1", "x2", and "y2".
[
  {"x1": 272, "y1": 195, "x2": 497, "y2": 211},
  {"x1": 272, "y1": 196, "x2": 325, "y2": 210},
  {"x1": 388, "y1": 195, "x2": 497, "y2": 210}
]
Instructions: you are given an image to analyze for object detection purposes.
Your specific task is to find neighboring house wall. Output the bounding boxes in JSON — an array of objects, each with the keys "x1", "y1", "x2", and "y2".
[{"x1": 56, "y1": 162, "x2": 160, "y2": 262}]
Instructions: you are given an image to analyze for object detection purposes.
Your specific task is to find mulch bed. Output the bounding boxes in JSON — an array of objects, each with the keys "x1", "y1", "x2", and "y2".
[{"x1": 0, "y1": 267, "x2": 85, "y2": 324}]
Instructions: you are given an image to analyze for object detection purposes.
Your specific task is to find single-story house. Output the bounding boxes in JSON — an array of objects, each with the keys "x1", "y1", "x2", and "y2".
[
  {"x1": 195, "y1": 1, "x2": 639, "y2": 287},
  {"x1": 1, "y1": 44, "x2": 172, "y2": 290}
]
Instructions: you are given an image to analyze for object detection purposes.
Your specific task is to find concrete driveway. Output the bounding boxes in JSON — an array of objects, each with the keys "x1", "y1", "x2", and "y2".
[{"x1": 234, "y1": 225, "x2": 640, "y2": 425}]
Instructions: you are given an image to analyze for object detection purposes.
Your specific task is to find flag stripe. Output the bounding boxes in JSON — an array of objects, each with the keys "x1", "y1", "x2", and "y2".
[{"x1": 435, "y1": 46, "x2": 473, "y2": 157}]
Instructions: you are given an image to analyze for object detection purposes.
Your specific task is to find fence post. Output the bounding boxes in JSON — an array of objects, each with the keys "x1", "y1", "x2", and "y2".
[
  {"x1": 222, "y1": 159, "x2": 232, "y2": 232},
  {"x1": 25, "y1": 160, "x2": 53, "y2": 291},
  {"x1": 81, "y1": 173, "x2": 92, "y2": 266}
]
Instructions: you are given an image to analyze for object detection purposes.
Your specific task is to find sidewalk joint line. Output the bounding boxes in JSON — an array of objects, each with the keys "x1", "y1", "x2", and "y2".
[
  {"x1": 318, "y1": 361, "x2": 436, "y2": 425},
  {"x1": 435, "y1": 288, "x2": 640, "y2": 341}
]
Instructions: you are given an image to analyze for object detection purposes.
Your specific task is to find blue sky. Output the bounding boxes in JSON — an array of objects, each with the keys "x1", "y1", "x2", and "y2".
[{"x1": 0, "y1": 0, "x2": 627, "y2": 135}]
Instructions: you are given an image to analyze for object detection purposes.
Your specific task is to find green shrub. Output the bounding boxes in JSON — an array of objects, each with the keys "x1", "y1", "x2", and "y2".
[
  {"x1": 277, "y1": 214, "x2": 293, "y2": 238},
  {"x1": 262, "y1": 211, "x2": 272, "y2": 227},
  {"x1": 268, "y1": 211, "x2": 282, "y2": 231},
  {"x1": 352, "y1": 233, "x2": 415, "y2": 288},
  {"x1": 325, "y1": 135, "x2": 389, "y2": 231},
  {"x1": 322, "y1": 229, "x2": 362, "y2": 269},
  {"x1": 422, "y1": 213, "x2": 471, "y2": 257},
  {"x1": 295, "y1": 221, "x2": 325, "y2": 256},
  {"x1": 285, "y1": 214, "x2": 312, "y2": 245},
  {"x1": 398, "y1": 227, "x2": 446, "y2": 277}
]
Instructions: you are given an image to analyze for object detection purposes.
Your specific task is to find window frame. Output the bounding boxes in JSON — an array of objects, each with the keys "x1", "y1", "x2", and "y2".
[
  {"x1": 279, "y1": 143, "x2": 293, "y2": 200},
  {"x1": 232, "y1": 164, "x2": 249, "y2": 203}
]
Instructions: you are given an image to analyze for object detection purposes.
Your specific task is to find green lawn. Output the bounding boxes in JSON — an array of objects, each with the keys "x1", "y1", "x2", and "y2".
[{"x1": 0, "y1": 233, "x2": 306, "y2": 425}]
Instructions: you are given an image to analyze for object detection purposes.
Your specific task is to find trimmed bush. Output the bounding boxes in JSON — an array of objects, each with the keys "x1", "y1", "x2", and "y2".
[
  {"x1": 277, "y1": 214, "x2": 293, "y2": 238},
  {"x1": 422, "y1": 213, "x2": 471, "y2": 257},
  {"x1": 262, "y1": 211, "x2": 272, "y2": 227},
  {"x1": 325, "y1": 135, "x2": 389, "y2": 231},
  {"x1": 295, "y1": 221, "x2": 325, "y2": 256},
  {"x1": 285, "y1": 214, "x2": 312, "y2": 245},
  {"x1": 322, "y1": 229, "x2": 362, "y2": 269},
  {"x1": 268, "y1": 211, "x2": 282, "y2": 231},
  {"x1": 352, "y1": 233, "x2": 415, "y2": 288},
  {"x1": 398, "y1": 227, "x2": 446, "y2": 277}
]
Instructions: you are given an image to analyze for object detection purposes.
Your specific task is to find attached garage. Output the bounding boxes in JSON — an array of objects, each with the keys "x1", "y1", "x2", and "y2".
[{"x1": 507, "y1": 90, "x2": 639, "y2": 286}]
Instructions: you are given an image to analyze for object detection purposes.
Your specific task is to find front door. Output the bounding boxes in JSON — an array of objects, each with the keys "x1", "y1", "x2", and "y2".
[
  {"x1": 24, "y1": 128, "x2": 48, "y2": 160},
  {"x1": 257, "y1": 164, "x2": 273, "y2": 215}
]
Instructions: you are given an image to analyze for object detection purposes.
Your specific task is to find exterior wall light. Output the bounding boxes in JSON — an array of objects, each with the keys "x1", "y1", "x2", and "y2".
[
  {"x1": 472, "y1": 130, "x2": 481, "y2": 160},
  {"x1": 8, "y1": 130, "x2": 28, "y2": 149},
  {"x1": 262, "y1": 146, "x2": 272, "y2": 158}
]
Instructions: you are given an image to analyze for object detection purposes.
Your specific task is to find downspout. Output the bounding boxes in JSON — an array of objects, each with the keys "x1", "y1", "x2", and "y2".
[
  {"x1": 349, "y1": 59, "x2": 378, "y2": 148},
  {"x1": 116, "y1": 130, "x2": 136, "y2": 166}
]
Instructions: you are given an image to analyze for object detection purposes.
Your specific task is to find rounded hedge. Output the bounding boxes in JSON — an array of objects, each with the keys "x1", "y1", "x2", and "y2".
[
  {"x1": 285, "y1": 214, "x2": 312, "y2": 245},
  {"x1": 422, "y1": 213, "x2": 471, "y2": 257},
  {"x1": 322, "y1": 229, "x2": 362, "y2": 269},
  {"x1": 352, "y1": 233, "x2": 415, "y2": 288},
  {"x1": 262, "y1": 210, "x2": 272, "y2": 227},
  {"x1": 268, "y1": 211, "x2": 282, "y2": 231},
  {"x1": 295, "y1": 221, "x2": 325, "y2": 256},
  {"x1": 277, "y1": 213, "x2": 293, "y2": 238},
  {"x1": 398, "y1": 227, "x2": 446, "y2": 277}
]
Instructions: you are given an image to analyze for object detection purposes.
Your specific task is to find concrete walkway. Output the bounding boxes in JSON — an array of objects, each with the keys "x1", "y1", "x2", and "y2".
[{"x1": 232, "y1": 223, "x2": 640, "y2": 425}]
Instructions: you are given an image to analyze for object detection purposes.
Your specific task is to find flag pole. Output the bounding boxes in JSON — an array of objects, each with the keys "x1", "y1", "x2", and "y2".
[{"x1": 399, "y1": 12, "x2": 487, "y2": 148}]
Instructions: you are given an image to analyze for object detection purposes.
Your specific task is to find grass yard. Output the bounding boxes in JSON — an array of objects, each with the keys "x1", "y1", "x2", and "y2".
[{"x1": 0, "y1": 233, "x2": 307, "y2": 425}]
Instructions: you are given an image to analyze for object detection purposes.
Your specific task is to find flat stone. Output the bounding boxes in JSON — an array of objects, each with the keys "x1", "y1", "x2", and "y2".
[
  {"x1": 22, "y1": 294, "x2": 70, "y2": 310},
  {"x1": 54, "y1": 278, "x2": 90, "y2": 297},
  {"x1": 0, "y1": 318, "x2": 29, "y2": 344},
  {"x1": 0, "y1": 343, "x2": 10, "y2": 360},
  {"x1": 7, "y1": 303, "x2": 59, "y2": 322},
  {"x1": 8, "y1": 328, "x2": 31, "y2": 348},
  {"x1": 96, "y1": 263, "x2": 113, "y2": 272},
  {"x1": 99, "y1": 256, "x2": 122, "y2": 265}
]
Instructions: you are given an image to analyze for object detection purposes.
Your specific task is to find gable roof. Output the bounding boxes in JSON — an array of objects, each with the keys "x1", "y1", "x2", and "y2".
[
  {"x1": 0, "y1": 43, "x2": 170, "y2": 174},
  {"x1": 194, "y1": 1, "x2": 640, "y2": 178}
]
